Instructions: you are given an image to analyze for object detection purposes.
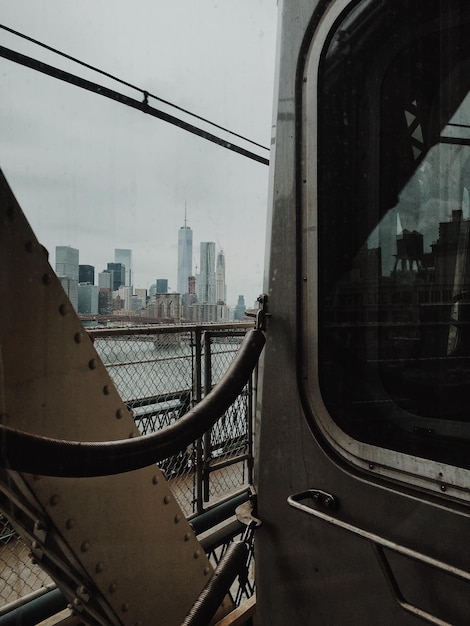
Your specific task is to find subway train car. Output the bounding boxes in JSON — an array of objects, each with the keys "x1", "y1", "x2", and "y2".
[
  {"x1": 2, "y1": 0, "x2": 470, "y2": 625},
  {"x1": 256, "y1": 0, "x2": 470, "y2": 624}
]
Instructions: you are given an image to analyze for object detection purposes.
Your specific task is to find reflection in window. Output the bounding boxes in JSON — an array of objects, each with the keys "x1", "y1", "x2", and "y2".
[{"x1": 317, "y1": 1, "x2": 470, "y2": 468}]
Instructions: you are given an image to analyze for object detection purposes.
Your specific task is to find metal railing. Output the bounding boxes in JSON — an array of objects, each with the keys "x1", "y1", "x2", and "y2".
[{"x1": 1, "y1": 322, "x2": 258, "y2": 616}]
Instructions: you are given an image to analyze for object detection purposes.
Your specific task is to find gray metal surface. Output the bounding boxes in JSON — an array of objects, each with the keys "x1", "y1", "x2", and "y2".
[{"x1": 256, "y1": 1, "x2": 470, "y2": 624}]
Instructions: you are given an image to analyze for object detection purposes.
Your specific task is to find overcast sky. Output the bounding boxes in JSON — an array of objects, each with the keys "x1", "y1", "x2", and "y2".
[{"x1": 0, "y1": 1, "x2": 278, "y2": 307}]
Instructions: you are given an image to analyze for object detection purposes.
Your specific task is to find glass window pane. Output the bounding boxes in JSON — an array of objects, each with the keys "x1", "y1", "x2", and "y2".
[{"x1": 318, "y1": 1, "x2": 470, "y2": 468}]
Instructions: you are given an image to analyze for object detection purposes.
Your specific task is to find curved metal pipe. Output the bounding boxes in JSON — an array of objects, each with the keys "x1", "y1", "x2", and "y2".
[{"x1": 0, "y1": 329, "x2": 265, "y2": 477}]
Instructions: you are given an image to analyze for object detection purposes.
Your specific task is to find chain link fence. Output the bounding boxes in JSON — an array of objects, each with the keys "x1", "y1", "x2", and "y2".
[{"x1": 1, "y1": 322, "x2": 257, "y2": 613}]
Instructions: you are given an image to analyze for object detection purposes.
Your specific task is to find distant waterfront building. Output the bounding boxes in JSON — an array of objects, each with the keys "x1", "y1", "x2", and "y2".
[
  {"x1": 131, "y1": 294, "x2": 144, "y2": 312},
  {"x1": 156, "y1": 279, "x2": 168, "y2": 294},
  {"x1": 98, "y1": 270, "x2": 113, "y2": 290},
  {"x1": 189, "y1": 303, "x2": 218, "y2": 323},
  {"x1": 79, "y1": 264, "x2": 95, "y2": 285},
  {"x1": 56, "y1": 246, "x2": 79, "y2": 281},
  {"x1": 78, "y1": 284, "x2": 99, "y2": 314},
  {"x1": 98, "y1": 289, "x2": 113, "y2": 315},
  {"x1": 107, "y1": 263, "x2": 126, "y2": 291},
  {"x1": 117, "y1": 286, "x2": 132, "y2": 311},
  {"x1": 234, "y1": 295, "x2": 246, "y2": 320},
  {"x1": 135, "y1": 288, "x2": 147, "y2": 307},
  {"x1": 56, "y1": 246, "x2": 79, "y2": 310},
  {"x1": 217, "y1": 304, "x2": 230, "y2": 322},
  {"x1": 198, "y1": 242, "x2": 216, "y2": 304},
  {"x1": 115, "y1": 249, "x2": 132, "y2": 287},
  {"x1": 177, "y1": 213, "x2": 193, "y2": 296},
  {"x1": 58, "y1": 277, "x2": 79, "y2": 311},
  {"x1": 216, "y1": 249, "x2": 226, "y2": 304}
]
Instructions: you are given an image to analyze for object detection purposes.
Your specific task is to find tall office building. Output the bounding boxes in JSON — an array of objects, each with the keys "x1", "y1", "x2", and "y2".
[
  {"x1": 177, "y1": 212, "x2": 193, "y2": 296},
  {"x1": 78, "y1": 284, "x2": 99, "y2": 314},
  {"x1": 79, "y1": 264, "x2": 95, "y2": 285},
  {"x1": 114, "y1": 249, "x2": 132, "y2": 287},
  {"x1": 198, "y1": 242, "x2": 216, "y2": 304},
  {"x1": 234, "y1": 295, "x2": 247, "y2": 320},
  {"x1": 156, "y1": 279, "x2": 168, "y2": 294},
  {"x1": 56, "y1": 246, "x2": 79, "y2": 281},
  {"x1": 56, "y1": 246, "x2": 79, "y2": 310},
  {"x1": 216, "y1": 249, "x2": 226, "y2": 304},
  {"x1": 107, "y1": 263, "x2": 126, "y2": 291}
]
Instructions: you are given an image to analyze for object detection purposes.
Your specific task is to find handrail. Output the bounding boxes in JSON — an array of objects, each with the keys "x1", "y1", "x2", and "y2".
[{"x1": 0, "y1": 329, "x2": 265, "y2": 478}]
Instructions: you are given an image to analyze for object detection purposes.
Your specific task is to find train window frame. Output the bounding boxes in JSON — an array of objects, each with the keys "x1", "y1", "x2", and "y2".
[{"x1": 300, "y1": 0, "x2": 470, "y2": 501}]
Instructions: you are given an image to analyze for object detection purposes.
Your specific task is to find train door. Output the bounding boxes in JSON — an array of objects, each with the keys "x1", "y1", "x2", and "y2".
[{"x1": 257, "y1": 1, "x2": 470, "y2": 624}]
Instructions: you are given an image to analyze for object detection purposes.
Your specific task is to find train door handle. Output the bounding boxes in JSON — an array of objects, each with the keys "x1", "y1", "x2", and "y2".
[
  {"x1": 288, "y1": 489, "x2": 470, "y2": 626},
  {"x1": 288, "y1": 489, "x2": 470, "y2": 581}
]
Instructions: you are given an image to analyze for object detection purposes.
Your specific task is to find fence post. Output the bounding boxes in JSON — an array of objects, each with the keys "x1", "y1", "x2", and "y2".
[
  {"x1": 194, "y1": 327, "x2": 203, "y2": 514},
  {"x1": 203, "y1": 331, "x2": 212, "y2": 503}
]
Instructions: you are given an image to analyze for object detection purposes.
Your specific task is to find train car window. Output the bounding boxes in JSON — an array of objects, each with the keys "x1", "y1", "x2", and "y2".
[{"x1": 314, "y1": 1, "x2": 470, "y2": 470}]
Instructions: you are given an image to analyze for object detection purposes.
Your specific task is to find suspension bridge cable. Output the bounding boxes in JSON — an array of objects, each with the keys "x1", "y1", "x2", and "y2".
[
  {"x1": 0, "y1": 45, "x2": 269, "y2": 166},
  {"x1": 0, "y1": 23, "x2": 269, "y2": 152}
]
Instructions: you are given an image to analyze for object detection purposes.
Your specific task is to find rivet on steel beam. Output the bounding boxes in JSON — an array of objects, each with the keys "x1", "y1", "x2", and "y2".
[
  {"x1": 42, "y1": 273, "x2": 52, "y2": 285},
  {"x1": 95, "y1": 562, "x2": 104, "y2": 573},
  {"x1": 24, "y1": 240, "x2": 34, "y2": 253},
  {"x1": 184, "y1": 533, "x2": 191, "y2": 542},
  {"x1": 58, "y1": 303, "x2": 68, "y2": 316},
  {"x1": 80, "y1": 541, "x2": 90, "y2": 553},
  {"x1": 89, "y1": 359, "x2": 97, "y2": 370},
  {"x1": 103, "y1": 385, "x2": 111, "y2": 395},
  {"x1": 193, "y1": 550, "x2": 201, "y2": 559},
  {"x1": 74, "y1": 332, "x2": 83, "y2": 344},
  {"x1": 163, "y1": 495, "x2": 171, "y2": 504},
  {"x1": 152, "y1": 475, "x2": 159, "y2": 485},
  {"x1": 121, "y1": 603, "x2": 129, "y2": 613},
  {"x1": 108, "y1": 583, "x2": 117, "y2": 594},
  {"x1": 49, "y1": 494, "x2": 60, "y2": 506},
  {"x1": 203, "y1": 567, "x2": 210, "y2": 576},
  {"x1": 34, "y1": 520, "x2": 46, "y2": 532},
  {"x1": 174, "y1": 514, "x2": 181, "y2": 524},
  {"x1": 31, "y1": 540, "x2": 40, "y2": 550},
  {"x1": 65, "y1": 518, "x2": 75, "y2": 530},
  {"x1": 116, "y1": 408, "x2": 124, "y2": 419},
  {"x1": 441, "y1": 484, "x2": 447, "y2": 492}
]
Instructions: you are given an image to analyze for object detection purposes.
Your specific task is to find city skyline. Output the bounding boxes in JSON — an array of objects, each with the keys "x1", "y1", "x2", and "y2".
[
  {"x1": 1, "y1": 2, "x2": 277, "y2": 310},
  {"x1": 53, "y1": 235, "x2": 248, "y2": 309}
]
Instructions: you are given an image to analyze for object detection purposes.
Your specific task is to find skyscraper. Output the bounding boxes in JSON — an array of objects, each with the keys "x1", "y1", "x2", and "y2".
[
  {"x1": 56, "y1": 246, "x2": 79, "y2": 281},
  {"x1": 114, "y1": 249, "x2": 132, "y2": 287},
  {"x1": 107, "y1": 263, "x2": 126, "y2": 291},
  {"x1": 56, "y1": 246, "x2": 79, "y2": 310},
  {"x1": 198, "y1": 242, "x2": 216, "y2": 304},
  {"x1": 79, "y1": 264, "x2": 95, "y2": 284},
  {"x1": 177, "y1": 211, "x2": 193, "y2": 296},
  {"x1": 156, "y1": 279, "x2": 168, "y2": 294},
  {"x1": 216, "y1": 249, "x2": 226, "y2": 304}
]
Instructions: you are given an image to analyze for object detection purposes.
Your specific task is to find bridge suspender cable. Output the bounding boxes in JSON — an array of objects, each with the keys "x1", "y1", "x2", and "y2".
[
  {"x1": 0, "y1": 44, "x2": 270, "y2": 166},
  {"x1": 0, "y1": 23, "x2": 269, "y2": 154}
]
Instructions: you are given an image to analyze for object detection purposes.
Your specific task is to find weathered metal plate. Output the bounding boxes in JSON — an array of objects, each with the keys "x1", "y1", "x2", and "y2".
[{"x1": 0, "y1": 170, "x2": 229, "y2": 625}]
